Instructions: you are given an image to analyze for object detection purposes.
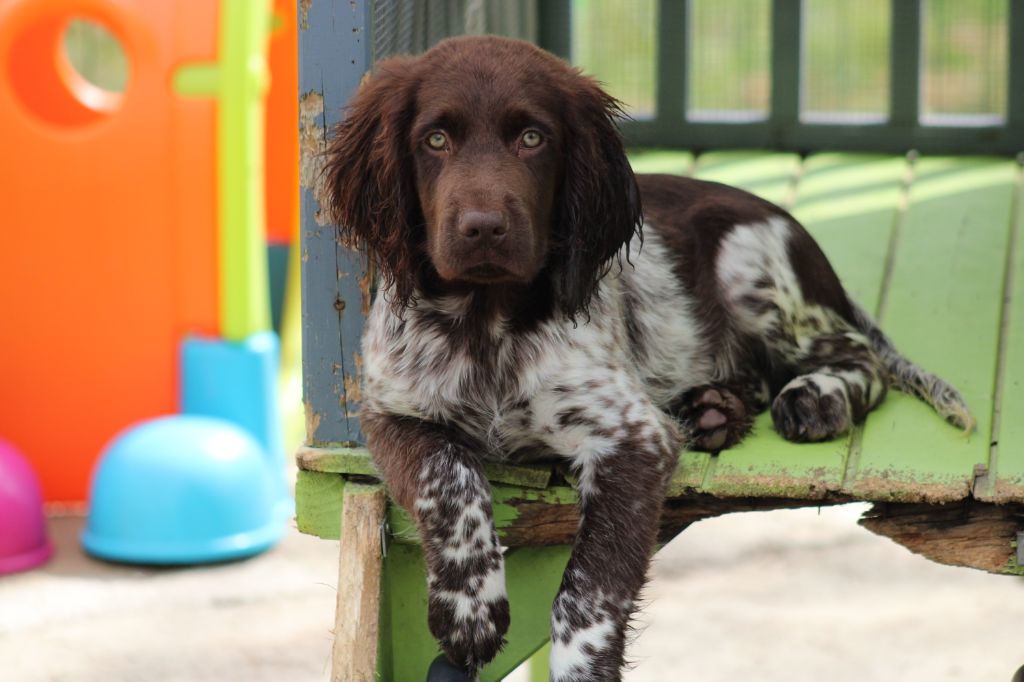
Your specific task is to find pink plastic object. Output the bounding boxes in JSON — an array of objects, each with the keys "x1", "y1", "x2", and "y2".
[{"x1": 0, "y1": 438, "x2": 53, "y2": 574}]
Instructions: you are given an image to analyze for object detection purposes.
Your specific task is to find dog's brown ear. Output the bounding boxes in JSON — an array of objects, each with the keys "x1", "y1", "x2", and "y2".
[
  {"x1": 553, "y1": 72, "x2": 641, "y2": 320},
  {"x1": 324, "y1": 57, "x2": 421, "y2": 306}
]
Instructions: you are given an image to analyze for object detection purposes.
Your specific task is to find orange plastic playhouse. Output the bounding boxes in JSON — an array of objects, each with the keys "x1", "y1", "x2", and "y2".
[{"x1": 0, "y1": 0, "x2": 298, "y2": 503}]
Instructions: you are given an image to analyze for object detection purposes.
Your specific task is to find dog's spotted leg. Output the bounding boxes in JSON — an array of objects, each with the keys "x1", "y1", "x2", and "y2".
[
  {"x1": 535, "y1": 379, "x2": 680, "y2": 681},
  {"x1": 361, "y1": 414, "x2": 508, "y2": 675},
  {"x1": 771, "y1": 331, "x2": 887, "y2": 442}
]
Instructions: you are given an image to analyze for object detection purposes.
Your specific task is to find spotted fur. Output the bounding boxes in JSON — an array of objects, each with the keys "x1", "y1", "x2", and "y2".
[{"x1": 326, "y1": 35, "x2": 973, "y2": 680}]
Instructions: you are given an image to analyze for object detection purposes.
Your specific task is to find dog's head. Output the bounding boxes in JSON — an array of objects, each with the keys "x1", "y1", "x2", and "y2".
[{"x1": 324, "y1": 35, "x2": 640, "y2": 318}]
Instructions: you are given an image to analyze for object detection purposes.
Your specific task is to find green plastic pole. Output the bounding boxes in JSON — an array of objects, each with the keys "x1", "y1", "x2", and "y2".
[
  {"x1": 217, "y1": 0, "x2": 272, "y2": 340},
  {"x1": 171, "y1": 0, "x2": 273, "y2": 340}
]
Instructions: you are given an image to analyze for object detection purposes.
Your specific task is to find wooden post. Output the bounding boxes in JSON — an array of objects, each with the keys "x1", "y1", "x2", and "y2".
[
  {"x1": 332, "y1": 484, "x2": 387, "y2": 682},
  {"x1": 298, "y1": 0, "x2": 372, "y2": 447}
]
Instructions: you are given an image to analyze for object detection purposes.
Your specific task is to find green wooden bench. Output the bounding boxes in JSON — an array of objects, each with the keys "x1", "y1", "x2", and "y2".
[{"x1": 296, "y1": 149, "x2": 1024, "y2": 681}]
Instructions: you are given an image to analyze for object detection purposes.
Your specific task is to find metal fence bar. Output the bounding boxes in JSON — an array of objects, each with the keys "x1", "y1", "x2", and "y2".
[
  {"x1": 656, "y1": 0, "x2": 688, "y2": 125},
  {"x1": 537, "y1": 0, "x2": 572, "y2": 60},
  {"x1": 770, "y1": 0, "x2": 802, "y2": 130},
  {"x1": 1010, "y1": 0, "x2": 1024, "y2": 129},
  {"x1": 536, "y1": 0, "x2": 1020, "y2": 155},
  {"x1": 890, "y1": 0, "x2": 922, "y2": 127},
  {"x1": 620, "y1": 119, "x2": 1023, "y2": 156},
  {"x1": 299, "y1": 0, "x2": 372, "y2": 445}
]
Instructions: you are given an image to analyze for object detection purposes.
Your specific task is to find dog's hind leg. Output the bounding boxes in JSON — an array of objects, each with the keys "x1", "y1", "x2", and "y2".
[
  {"x1": 769, "y1": 331, "x2": 888, "y2": 442},
  {"x1": 716, "y1": 216, "x2": 888, "y2": 443}
]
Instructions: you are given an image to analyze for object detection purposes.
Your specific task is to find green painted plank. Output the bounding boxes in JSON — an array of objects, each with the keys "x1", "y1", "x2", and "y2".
[
  {"x1": 628, "y1": 148, "x2": 693, "y2": 176},
  {"x1": 849, "y1": 157, "x2": 1019, "y2": 502},
  {"x1": 699, "y1": 154, "x2": 907, "y2": 499},
  {"x1": 528, "y1": 642, "x2": 552, "y2": 681},
  {"x1": 693, "y1": 150, "x2": 801, "y2": 207},
  {"x1": 294, "y1": 470, "x2": 344, "y2": 539},
  {"x1": 991, "y1": 164, "x2": 1024, "y2": 503},
  {"x1": 298, "y1": 475, "x2": 579, "y2": 543},
  {"x1": 667, "y1": 451, "x2": 709, "y2": 496},
  {"x1": 791, "y1": 153, "x2": 910, "y2": 308},
  {"x1": 296, "y1": 445, "x2": 554, "y2": 489},
  {"x1": 377, "y1": 544, "x2": 571, "y2": 682}
]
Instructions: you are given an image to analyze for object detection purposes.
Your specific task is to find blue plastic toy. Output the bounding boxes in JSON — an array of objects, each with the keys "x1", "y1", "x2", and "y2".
[
  {"x1": 81, "y1": 415, "x2": 285, "y2": 564},
  {"x1": 181, "y1": 330, "x2": 290, "y2": 515}
]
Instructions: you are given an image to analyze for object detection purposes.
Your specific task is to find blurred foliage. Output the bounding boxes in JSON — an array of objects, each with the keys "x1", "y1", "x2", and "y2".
[
  {"x1": 688, "y1": 0, "x2": 771, "y2": 116},
  {"x1": 572, "y1": 0, "x2": 658, "y2": 117},
  {"x1": 923, "y1": 0, "x2": 1007, "y2": 118},
  {"x1": 571, "y1": 0, "x2": 1009, "y2": 120},
  {"x1": 803, "y1": 0, "x2": 890, "y2": 119},
  {"x1": 63, "y1": 19, "x2": 128, "y2": 93}
]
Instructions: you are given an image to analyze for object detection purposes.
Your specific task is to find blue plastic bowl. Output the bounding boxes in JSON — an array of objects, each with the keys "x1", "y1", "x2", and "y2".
[{"x1": 82, "y1": 416, "x2": 285, "y2": 565}]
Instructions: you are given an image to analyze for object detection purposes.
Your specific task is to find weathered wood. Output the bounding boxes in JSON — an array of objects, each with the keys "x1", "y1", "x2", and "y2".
[
  {"x1": 859, "y1": 501, "x2": 1024, "y2": 576},
  {"x1": 495, "y1": 490, "x2": 851, "y2": 547},
  {"x1": 296, "y1": 444, "x2": 554, "y2": 489},
  {"x1": 299, "y1": 0, "x2": 371, "y2": 445},
  {"x1": 332, "y1": 484, "x2": 387, "y2": 682}
]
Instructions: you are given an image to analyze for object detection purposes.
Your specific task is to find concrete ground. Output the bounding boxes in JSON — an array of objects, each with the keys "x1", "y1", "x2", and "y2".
[{"x1": 2, "y1": 504, "x2": 1022, "y2": 682}]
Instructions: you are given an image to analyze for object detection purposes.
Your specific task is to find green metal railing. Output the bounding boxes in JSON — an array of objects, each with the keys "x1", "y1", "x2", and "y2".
[{"x1": 540, "y1": 0, "x2": 1024, "y2": 155}]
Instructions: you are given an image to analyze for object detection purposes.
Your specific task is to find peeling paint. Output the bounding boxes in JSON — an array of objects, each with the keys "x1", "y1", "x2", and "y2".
[
  {"x1": 304, "y1": 400, "x2": 322, "y2": 441},
  {"x1": 299, "y1": 0, "x2": 312, "y2": 30},
  {"x1": 298, "y1": 89, "x2": 332, "y2": 226},
  {"x1": 343, "y1": 352, "x2": 364, "y2": 405},
  {"x1": 847, "y1": 473, "x2": 970, "y2": 504}
]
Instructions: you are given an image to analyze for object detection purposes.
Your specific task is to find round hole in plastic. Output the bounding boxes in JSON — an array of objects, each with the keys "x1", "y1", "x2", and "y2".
[{"x1": 7, "y1": 15, "x2": 129, "y2": 126}]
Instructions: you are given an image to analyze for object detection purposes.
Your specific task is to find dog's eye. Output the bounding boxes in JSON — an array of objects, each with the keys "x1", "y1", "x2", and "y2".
[
  {"x1": 426, "y1": 132, "x2": 448, "y2": 151},
  {"x1": 521, "y1": 130, "x2": 543, "y2": 149}
]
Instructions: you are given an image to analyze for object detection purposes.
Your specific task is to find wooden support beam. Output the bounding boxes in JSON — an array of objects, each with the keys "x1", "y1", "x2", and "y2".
[
  {"x1": 332, "y1": 484, "x2": 387, "y2": 682},
  {"x1": 859, "y1": 501, "x2": 1024, "y2": 575}
]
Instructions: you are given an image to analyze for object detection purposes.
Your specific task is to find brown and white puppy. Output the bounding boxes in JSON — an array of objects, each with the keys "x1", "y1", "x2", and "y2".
[{"x1": 325, "y1": 35, "x2": 972, "y2": 682}]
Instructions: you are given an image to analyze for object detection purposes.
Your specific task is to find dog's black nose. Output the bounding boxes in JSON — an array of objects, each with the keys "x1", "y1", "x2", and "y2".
[{"x1": 457, "y1": 210, "x2": 507, "y2": 242}]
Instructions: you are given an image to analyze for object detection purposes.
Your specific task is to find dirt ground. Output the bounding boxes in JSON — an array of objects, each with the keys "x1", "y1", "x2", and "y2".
[{"x1": 2, "y1": 504, "x2": 1021, "y2": 682}]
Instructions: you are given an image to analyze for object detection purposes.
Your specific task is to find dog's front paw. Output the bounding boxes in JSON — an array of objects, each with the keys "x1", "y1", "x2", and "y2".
[
  {"x1": 771, "y1": 374, "x2": 851, "y2": 442},
  {"x1": 678, "y1": 386, "x2": 752, "y2": 452},
  {"x1": 428, "y1": 592, "x2": 510, "y2": 674}
]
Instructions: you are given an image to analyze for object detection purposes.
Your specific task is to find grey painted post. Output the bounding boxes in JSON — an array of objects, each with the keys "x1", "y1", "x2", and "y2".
[{"x1": 299, "y1": 0, "x2": 372, "y2": 447}]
